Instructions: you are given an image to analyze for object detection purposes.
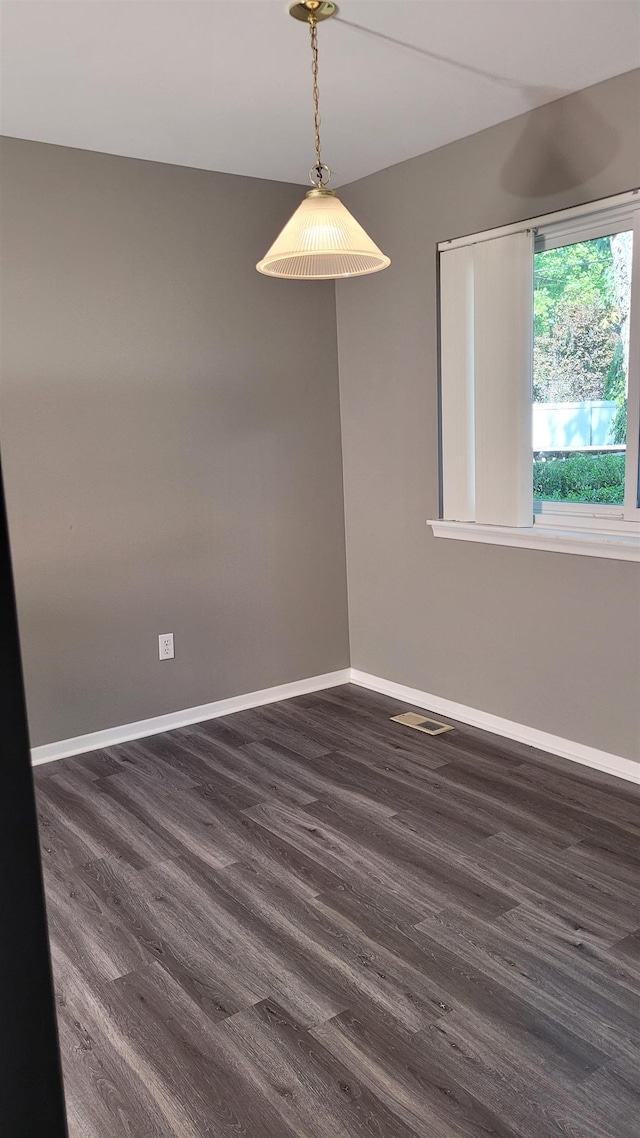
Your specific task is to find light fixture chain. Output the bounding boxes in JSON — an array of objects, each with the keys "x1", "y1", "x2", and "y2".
[{"x1": 310, "y1": 18, "x2": 323, "y2": 180}]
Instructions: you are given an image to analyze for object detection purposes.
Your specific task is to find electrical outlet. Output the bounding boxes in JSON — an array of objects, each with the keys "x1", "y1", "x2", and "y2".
[{"x1": 159, "y1": 633, "x2": 174, "y2": 661}]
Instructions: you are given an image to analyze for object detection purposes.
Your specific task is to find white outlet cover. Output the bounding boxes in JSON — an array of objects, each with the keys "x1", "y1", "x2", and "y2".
[{"x1": 159, "y1": 633, "x2": 174, "y2": 660}]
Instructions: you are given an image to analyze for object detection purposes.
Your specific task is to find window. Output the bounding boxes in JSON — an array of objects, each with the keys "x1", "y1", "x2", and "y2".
[
  {"x1": 430, "y1": 191, "x2": 640, "y2": 561},
  {"x1": 533, "y1": 232, "x2": 630, "y2": 506}
]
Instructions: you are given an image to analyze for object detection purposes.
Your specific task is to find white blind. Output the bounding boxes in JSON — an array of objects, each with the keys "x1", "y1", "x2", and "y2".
[
  {"x1": 440, "y1": 246, "x2": 475, "y2": 521},
  {"x1": 440, "y1": 230, "x2": 533, "y2": 528}
]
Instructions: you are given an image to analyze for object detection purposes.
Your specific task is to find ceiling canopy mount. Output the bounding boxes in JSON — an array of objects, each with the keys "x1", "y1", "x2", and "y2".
[{"x1": 288, "y1": 1, "x2": 338, "y2": 24}]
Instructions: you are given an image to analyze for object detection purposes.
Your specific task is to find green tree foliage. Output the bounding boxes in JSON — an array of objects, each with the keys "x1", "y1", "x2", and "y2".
[
  {"x1": 534, "y1": 238, "x2": 613, "y2": 338},
  {"x1": 602, "y1": 340, "x2": 628, "y2": 445},
  {"x1": 533, "y1": 237, "x2": 626, "y2": 417},
  {"x1": 533, "y1": 300, "x2": 618, "y2": 402}
]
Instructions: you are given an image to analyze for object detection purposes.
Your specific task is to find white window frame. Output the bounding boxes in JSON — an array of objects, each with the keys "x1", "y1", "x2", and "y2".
[{"x1": 430, "y1": 190, "x2": 640, "y2": 562}]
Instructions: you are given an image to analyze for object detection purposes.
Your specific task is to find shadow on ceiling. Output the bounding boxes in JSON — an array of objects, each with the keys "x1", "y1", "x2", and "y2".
[
  {"x1": 499, "y1": 90, "x2": 620, "y2": 198},
  {"x1": 337, "y1": 16, "x2": 621, "y2": 197}
]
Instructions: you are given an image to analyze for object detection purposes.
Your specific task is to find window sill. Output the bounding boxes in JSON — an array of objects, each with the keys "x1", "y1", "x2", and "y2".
[{"x1": 427, "y1": 519, "x2": 640, "y2": 562}]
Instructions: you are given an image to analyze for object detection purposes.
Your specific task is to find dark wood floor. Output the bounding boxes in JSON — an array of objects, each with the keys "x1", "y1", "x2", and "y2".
[{"x1": 33, "y1": 684, "x2": 640, "y2": 1138}]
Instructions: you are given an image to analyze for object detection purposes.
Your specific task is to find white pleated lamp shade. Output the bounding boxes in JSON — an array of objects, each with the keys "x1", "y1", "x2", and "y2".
[{"x1": 257, "y1": 189, "x2": 390, "y2": 279}]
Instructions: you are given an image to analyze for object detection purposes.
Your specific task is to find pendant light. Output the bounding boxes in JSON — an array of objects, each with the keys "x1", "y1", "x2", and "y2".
[{"x1": 257, "y1": 1, "x2": 390, "y2": 280}]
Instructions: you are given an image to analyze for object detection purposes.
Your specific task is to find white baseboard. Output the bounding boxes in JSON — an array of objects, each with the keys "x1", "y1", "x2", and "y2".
[
  {"x1": 31, "y1": 664, "x2": 639, "y2": 787},
  {"x1": 30, "y1": 669, "x2": 351, "y2": 766},
  {"x1": 350, "y1": 669, "x2": 640, "y2": 785}
]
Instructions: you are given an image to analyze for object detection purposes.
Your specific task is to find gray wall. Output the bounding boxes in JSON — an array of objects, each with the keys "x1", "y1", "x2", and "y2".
[
  {"x1": 336, "y1": 70, "x2": 640, "y2": 760},
  {"x1": 3, "y1": 71, "x2": 639, "y2": 759},
  {"x1": 0, "y1": 138, "x2": 350, "y2": 747}
]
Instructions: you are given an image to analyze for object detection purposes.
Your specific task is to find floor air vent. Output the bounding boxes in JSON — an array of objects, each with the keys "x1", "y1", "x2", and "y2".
[{"x1": 390, "y1": 712, "x2": 454, "y2": 736}]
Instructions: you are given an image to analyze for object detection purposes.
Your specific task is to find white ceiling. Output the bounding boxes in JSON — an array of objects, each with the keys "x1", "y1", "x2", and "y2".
[{"x1": 1, "y1": 0, "x2": 639, "y2": 187}]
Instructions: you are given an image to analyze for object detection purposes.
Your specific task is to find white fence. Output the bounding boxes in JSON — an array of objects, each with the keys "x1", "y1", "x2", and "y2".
[{"x1": 533, "y1": 400, "x2": 618, "y2": 450}]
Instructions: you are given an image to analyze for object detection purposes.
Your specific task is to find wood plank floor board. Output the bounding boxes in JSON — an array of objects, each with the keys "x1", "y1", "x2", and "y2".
[
  {"x1": 495, "y1": 900, "x2": 640, "y2": 999},
  {"x1": 563, "y1": 838, "x2": 640, "y2": 893},
  {"x1": 414, "y1": 1014, "x2": 615, "y2": 1138},
  {"x1": 94, "y1": 770, "x2": 259, "y2": 872},
  {"x1": 102, "y1": 738, "x2": 202, "y2": 791},
  {"x1": 51, "y1": 949, "x2": 210, "y2": 1138},
  {"x1": 425, "y1": 759, "x2": 640, "y2": 859},
  {"x1": 414, "y1": 909, "x2": 640, "y2": 1067},
  {"x1": 219, "y1": 999, "x2": 424, "y2": 1138},
  {"x1": 103, "y1": 963, "x2": 306, "y2": 1138},
  {"x1": 204, "y1": 809, "x2": 348, "y2": 899},
  {"x1": 186, "y1": 713, "x2": 267, "y2": 748},
  {"x1": 401, "y1": 827, "x2": 639, "y2": 945},
  {"x1": 311, "y1": 1007, "x2": 531, "y2": 1138},
  {"x1": 574, "y1": 1062, "x2": 640, "y2": 1138},
  {"x1": 501, "y1": 760, "x2": 640, "y2": 831},
  {"x1": 251, "y1": 697, "x2": 450, "y2": 771},
  {"x1": 364, "y1": 754, "x2": 582, "y2": 849},
  {"x1": 38, "y1": 795, "x2": 107, "y2": 874},
  {"x1": 41, "y1": 857, "x2": 152, "y2": 986},
  {"x1": 301, "y1": 796, "x2": 519, "y2": 919},
  {"x1": 180, "y1": 733, "x2": 322, "y2": 808},
  {"x1": 189, "y1": 773, "x2": 272, "y2": 814},
  {"x1": 293, "y1": 747, "x2": 452, "y2": 809},
  {"x1": 55, "y1": 999, "x2": 175, "y2": 1138},
  {"x1": 478, "y1": 830, "x2": 640, "y2": 938},
  {"x1": 87, "y1": 773, "x2": 241, "y2": 874},
  {"x1": 241, "y1": 799, "x2": 444, "y2": 925},
  {"x1": 110, "y1": 849, "x2": 350, "y2": 1029},
  {"x1": 138, "y1": 730, "x2": 270, "y2": 809},
  {"x1": 40, "y1": 768, "x2": 183, "y2": 872},
  {"x1": 315, "y1": 886, "x2": 610, "y2": 1084},
  {"x1": 192, "y1": 711, "x2": 327, "y2": 760},
  {"x1": 101, "y1": 856, "x2": 344, "y2": 1027},
  {"x1": 75, "y1": 856, "x2": 263, "y2": 1019},
  {"x1": 609, "y1": 927, "x2": 640, "y2": 964},
  {"x1": 209, "y1": 855, "x2": 450, "y2": 1032},
  {"x1": 391, "y1": 800, "x2": 501, "y2": 845},
  {"x1": 240, "y1": 741, "x2": 401, "y2": 819},
  {"x1": 33, "y1": 685, "x2": 640, "y2": 1137}
]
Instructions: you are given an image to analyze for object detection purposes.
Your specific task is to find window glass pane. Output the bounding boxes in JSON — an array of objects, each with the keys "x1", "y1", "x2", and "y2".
[{"x1": 533, "y1": 231, "x2": 632, "y2": 505}]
